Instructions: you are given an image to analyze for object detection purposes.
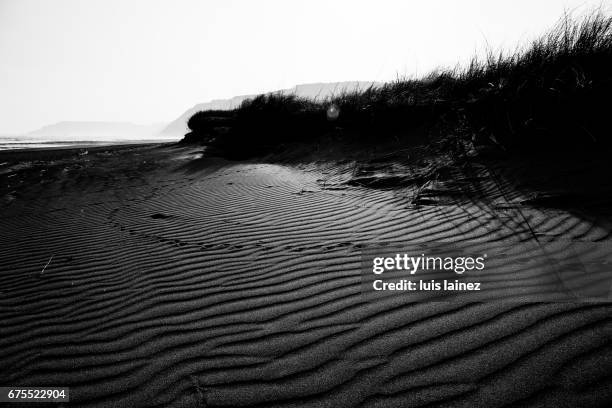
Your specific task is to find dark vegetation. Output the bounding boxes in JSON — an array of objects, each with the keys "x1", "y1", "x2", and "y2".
[{"x1": 184, "y1": 12, "x2": 612, "y2": 159}]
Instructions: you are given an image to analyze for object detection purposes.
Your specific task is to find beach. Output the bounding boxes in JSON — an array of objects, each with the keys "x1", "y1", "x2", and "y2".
[{"x1": 0, "y1": 143, "x2": 611, "y2": 407}]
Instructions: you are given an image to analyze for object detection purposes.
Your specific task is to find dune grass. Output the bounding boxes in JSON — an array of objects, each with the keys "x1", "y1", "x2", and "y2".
[{"x1": 186, "y1": 11, "x2": 612, "y2": 158}]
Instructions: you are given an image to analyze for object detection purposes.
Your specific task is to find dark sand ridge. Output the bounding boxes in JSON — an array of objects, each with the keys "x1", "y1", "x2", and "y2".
[{"x1": 0, "y1": 143, "x2": 611, "y2": 407}]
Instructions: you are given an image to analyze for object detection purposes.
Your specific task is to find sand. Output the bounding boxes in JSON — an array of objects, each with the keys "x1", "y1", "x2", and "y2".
[{"x1": 0, "y1": 143, "x2": 611, "y2": 407}]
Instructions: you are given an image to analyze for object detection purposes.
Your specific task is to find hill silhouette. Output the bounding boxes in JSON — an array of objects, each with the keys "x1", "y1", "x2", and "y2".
[{"x1": 161, "y1": 81, "x2": 380, "y2": 138}]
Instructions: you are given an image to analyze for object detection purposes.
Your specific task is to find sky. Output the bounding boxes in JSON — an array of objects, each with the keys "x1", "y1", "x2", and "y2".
[{"x1": 0, "y1": 0, "x2": 609, "y2": 134}]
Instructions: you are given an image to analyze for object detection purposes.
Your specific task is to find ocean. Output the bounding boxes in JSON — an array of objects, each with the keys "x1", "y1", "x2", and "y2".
[{"x1": 0, "y1": 138, "x2": 174, "y2": 151}]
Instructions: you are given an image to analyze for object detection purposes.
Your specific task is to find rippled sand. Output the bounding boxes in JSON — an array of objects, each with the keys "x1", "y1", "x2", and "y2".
[{"x1": 1, "y1": 144, "x2": 611, "y2": 407}]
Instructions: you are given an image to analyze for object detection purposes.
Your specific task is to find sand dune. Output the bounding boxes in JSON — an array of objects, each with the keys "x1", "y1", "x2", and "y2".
[{"x1": 0, "y1": 144, "x2": 611, "y2": 407}]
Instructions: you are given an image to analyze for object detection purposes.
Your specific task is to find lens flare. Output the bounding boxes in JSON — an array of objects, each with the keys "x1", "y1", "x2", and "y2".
[{"x1": 326, "y1": 104, "x2": 340, "y2": 121}]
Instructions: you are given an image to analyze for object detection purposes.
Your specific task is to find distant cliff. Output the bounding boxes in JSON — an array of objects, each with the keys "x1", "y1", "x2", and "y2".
[
  {"x1": 26, "y1": 121, "x2": 167, "y2": 141},
  {"x1": 161, "y1": 81, "x2": 380, "y2": 138}
]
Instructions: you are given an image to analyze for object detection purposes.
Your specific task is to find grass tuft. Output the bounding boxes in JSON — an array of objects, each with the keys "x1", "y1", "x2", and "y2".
[{"x1": 185, "y1": 11, "x2": 612, "y2": 157}]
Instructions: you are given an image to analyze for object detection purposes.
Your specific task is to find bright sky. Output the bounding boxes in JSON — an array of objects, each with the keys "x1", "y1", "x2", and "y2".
[{"x1": 0, "y1": 0, "x2": 608, "y2": 134}]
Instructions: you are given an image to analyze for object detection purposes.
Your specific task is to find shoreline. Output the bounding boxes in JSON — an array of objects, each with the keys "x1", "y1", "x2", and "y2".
[{"x1": 0, "y1": 141, "x2": 177, "y2": 163}]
